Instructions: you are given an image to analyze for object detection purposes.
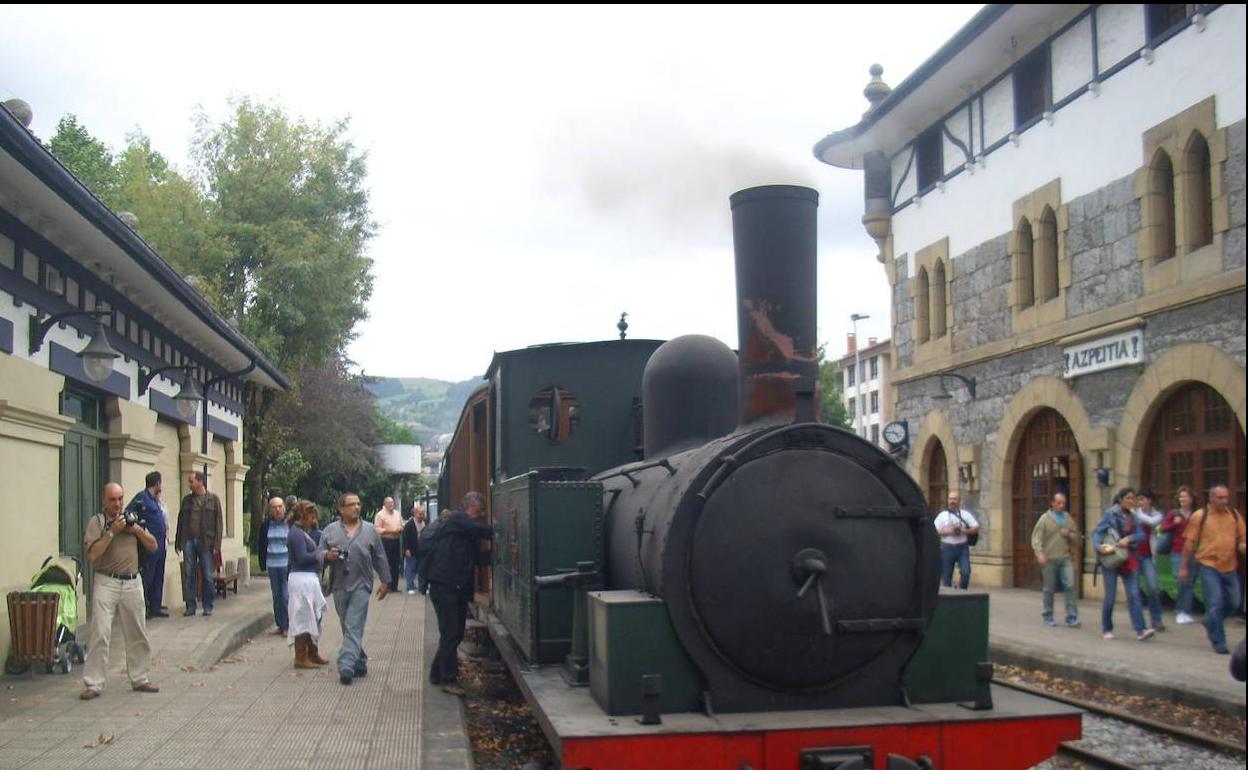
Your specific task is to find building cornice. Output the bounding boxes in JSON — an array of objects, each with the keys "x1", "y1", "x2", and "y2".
[{"x1": 0, "y1": 400, "x2": 76, "y2": 447}]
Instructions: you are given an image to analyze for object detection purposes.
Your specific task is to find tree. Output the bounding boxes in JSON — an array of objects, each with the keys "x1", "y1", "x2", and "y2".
[
  {"x1": 47, "y1": 115, "x2": 121, "y2": 204},
  {"x1": 818, "y1": 346, "x2": 851, "y2": 429},
  {"x1": 189, "y1": 98, "x2": 377, "y2": 540}
]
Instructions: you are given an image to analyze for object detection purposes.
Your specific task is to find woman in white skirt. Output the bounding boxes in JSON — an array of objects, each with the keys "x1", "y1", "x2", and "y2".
[{"x1": 287, "y1": 501, "x2": 329, "y2": 668}]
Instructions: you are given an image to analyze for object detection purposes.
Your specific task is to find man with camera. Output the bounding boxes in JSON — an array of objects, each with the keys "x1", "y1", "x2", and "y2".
[
  {"x1": 318, "y1": 492, "x2": 391, "y2": 685},
  {"x1": 175, "y1": 471, "x2": 223, "y2": 617},
  {"x1": 934, "y1": 490, "x2": 980, "y2": 590},
  {"x1": 80, "y1": 482, "x2": 160, "y2": 700}
]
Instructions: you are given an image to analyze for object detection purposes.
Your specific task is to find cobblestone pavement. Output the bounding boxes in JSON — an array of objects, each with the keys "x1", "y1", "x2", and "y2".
[{"x1": 0, "y1": 585, "x2": 466, "y2": 769}]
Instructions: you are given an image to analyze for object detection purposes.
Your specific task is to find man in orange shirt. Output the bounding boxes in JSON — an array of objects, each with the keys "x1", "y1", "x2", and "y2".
[
  {"x1": 1179, "y1": 484, "x2": 1246, "y2": 655},
  {"x1": 373, "y1": 496, "x2": 403, "y2": 592}
]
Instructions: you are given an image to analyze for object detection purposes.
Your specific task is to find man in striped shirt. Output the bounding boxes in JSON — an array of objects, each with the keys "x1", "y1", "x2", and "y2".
[{"x1": 255, "y1": 497, "x2": 291, "y2": 637}]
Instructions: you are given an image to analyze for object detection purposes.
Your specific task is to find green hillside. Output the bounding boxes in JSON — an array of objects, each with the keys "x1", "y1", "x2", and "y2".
[{"x1": 366, "y1": 376, "x2": 481, "y2": 446}]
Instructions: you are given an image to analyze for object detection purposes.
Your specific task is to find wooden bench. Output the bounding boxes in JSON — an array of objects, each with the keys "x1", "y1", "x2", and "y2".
[{"x1": 212, "y1": 561, "x2": 239, "y2": 598}]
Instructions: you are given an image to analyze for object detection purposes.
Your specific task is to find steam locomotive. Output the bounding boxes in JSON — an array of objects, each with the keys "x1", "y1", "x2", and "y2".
[{"x1": 439, "y1": 186, "x2": 1079, "y2": 770}]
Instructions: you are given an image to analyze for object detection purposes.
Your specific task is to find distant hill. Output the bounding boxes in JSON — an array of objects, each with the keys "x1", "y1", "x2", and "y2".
[{"x1": 367, "y1": 376, "x2": 482, "y2": 446}]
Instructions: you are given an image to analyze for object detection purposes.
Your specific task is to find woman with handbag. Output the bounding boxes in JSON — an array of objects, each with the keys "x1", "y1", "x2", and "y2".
[
  {"x1": 1160, "y1": 486, "x2": 1198, "y2": 625},
  {"x1": 287, "y1": 501, "x2": 330, "y2": 669},
  {"x1": 1093, "y1": 488, "x2": 1154, "y2": 642}
]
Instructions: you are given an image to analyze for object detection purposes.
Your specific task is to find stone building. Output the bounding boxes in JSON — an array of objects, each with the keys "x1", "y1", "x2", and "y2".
[
  {"x1": 0, "y1": 99, "x2": 288, "y2": 655},
  {"x1": 837, "y1": 334, "x2": 893, "y2": 450},
  {"x1": 814, "y1": 4, "x2": 1245, "y2": 593}
]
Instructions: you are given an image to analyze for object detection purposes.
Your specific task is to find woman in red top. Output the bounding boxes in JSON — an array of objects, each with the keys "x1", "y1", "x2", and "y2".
[{"x1": 1160, "y1": 486, "x2": 1198, "y2": 624}]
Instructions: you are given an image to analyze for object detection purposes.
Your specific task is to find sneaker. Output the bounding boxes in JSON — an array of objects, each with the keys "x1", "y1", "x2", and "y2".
[
  {"x1": 1176, "y1": 612, "x2": 1195, "y2": 625},
  {"x1": 1137, "y1": 629, "x2": 1155, "y2": 641},
  {"x1": 407, "y1": 590, "x2": 416, "y2": 595},
  {"x1": 441, "y1": 684, "x2": 466, "y2": 696},
  {"x1": 183, "y1": 608, "x2": 196, "y2": 617},
  {"x1": 1153, "y1": 623, "x2": 1166, "y2": 632},
  {"x1": 1043, "y1": 618, "x2": 1057, "y2": 627},
  {"x1": 1102, "y1": 632, "x2": 1115, "y2": 640},
  {"x1": 1213, "y1": 644, "x2": 1229, "y2": 655},
  {"x1": 1066, "y1": 619, "x2": 1081, "y2": 628},
  {"x1": 339, "y1": 670, "x2": 353, "y2": 685},
  {"x1": 203, "y1": 610, "x2": 213, "y2": 617},
  {"x1": 79, "y1": 688, "x2": 100, "y2": 700}
]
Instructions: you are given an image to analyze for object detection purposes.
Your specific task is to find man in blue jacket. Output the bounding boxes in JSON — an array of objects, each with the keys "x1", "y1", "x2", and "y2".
[
  {"x1": 421, "y1": 491, "x2": 493, "y2": 695},
  {"x1": 132, "y1": 471, "x2": 169, "y2": 619}
]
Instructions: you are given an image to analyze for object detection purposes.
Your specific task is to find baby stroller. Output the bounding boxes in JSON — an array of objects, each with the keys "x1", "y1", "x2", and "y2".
[{"x1": 18, "y1": 556, "x2": 86, "y2": 674}]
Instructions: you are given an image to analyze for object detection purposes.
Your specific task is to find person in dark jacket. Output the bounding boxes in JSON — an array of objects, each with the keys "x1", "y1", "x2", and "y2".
[
  {"x1": 401, "y1": 506, "x2": 427, "y2": 594},
  {"x1": 422, "y1": 492, "x2": 493, "y2": 694},
  {"x1": 132, "y1": 471, "x2": 169, "y2": 619}
]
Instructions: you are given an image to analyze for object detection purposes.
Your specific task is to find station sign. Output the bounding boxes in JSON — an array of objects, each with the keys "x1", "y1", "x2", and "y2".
[{"x1": 1062, "y1": 328, "x2": 1144, "y2": 379}]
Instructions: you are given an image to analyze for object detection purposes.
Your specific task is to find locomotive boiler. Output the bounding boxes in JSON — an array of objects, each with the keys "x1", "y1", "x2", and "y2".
[{"x1": 439, "y1": 185, "x2": 1079, "y2": 770}]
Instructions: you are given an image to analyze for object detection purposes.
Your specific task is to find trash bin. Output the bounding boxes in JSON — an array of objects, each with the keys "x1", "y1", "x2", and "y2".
[{"x1": 6, "y1": 591, "x2": 59, "y2": 674}]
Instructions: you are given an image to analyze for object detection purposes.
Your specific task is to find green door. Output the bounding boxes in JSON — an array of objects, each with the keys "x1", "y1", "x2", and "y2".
[{"x1": 59, "y1": 390, "x2": 108, "y2": 570}]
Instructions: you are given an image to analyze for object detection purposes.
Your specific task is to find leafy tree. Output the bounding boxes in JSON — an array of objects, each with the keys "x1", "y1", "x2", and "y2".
[
  {"x1": 818, "y1": 346, "x2": 851, "y2": 429},
  {"x1": 189, "y1": 98, "x2": 377, "y2": 539},
  {"x1": 47, "y1": 115, "x2": 121, "y2": 203}
]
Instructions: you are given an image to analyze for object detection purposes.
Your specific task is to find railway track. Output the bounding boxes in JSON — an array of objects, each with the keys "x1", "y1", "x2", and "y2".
[{"x1": 994, "y1": 678, "x2": 1245, "y2": 770}]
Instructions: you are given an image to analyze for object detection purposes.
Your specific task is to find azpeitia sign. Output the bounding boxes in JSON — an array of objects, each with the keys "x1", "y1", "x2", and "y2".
[{"x1": 1063, "y1": 328, "x2": 1144, "y2": 379}]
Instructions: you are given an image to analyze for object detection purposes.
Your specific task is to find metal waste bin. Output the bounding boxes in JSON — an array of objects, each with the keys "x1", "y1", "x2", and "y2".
[{"x1": 6, "y1": 591, "x2": 60, "y2": 674}]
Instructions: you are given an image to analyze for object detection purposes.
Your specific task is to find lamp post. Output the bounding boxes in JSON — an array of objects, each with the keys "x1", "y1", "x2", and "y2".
[
  {"x1": 850, "y1": 312, "x2": 870, "y2": 441},
  {"x1": 28, "y1": 309, "x2": 120, "y2": 384}
]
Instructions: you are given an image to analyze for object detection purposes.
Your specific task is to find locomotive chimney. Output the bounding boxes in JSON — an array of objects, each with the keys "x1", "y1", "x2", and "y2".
[{"x1": 729, "y1": 185, "x2": 819, "y2": 427}]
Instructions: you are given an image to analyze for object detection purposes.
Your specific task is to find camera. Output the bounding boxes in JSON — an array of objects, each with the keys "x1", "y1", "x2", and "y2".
[
  {"x1": 121, "y1": 500, "x2": 143, "y2": 528},
  {"x1": 337, "y1": 548, "x2": 349, "y2": 562}
]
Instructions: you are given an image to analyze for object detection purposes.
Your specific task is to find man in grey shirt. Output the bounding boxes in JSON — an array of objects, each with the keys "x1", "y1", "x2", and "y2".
[{"x1": 318, "y1": 492, "x2": 390, "y2": 685}]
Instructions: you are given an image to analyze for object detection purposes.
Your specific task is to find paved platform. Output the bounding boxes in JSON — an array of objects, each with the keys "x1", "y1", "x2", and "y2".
[
  {"x1": 982, "y1": 586, "x2": 1246, "y2": 716},
  {"x1": 0, "y1": 582, "x2": 470, "y2": 769}
]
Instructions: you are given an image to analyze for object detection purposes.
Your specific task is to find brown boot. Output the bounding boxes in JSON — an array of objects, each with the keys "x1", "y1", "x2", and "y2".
[
  {"x1": 307, "y1": 638, "x2": 330, "y2": 665},
  {"x1": 294, "y1": 634, "x2": 318, "y2": 669}
]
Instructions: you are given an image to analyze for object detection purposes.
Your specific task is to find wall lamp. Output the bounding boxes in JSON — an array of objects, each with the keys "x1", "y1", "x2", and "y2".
[
  {"x1": 138, "y1": 364, "x2": 204, "y2": 422},
  {"x1": 932, "y1": 372, "x2": 977, "y2": 401},
  {"x1": 29, "y1": 309, "x2": 120, "y2": 384},
  {"x1": 959, "y1": 461, "x2": 976, "y2": 488}
]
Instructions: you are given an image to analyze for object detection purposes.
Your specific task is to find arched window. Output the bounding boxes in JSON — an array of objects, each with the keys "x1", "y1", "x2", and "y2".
[
  {"x1": 932, "y1": 259, "x2": 947, "y2": 338},
  {"x1": 926, "y1": 440, "x2": 948, "y2": 516},
  {"x1": 1181, "y1": 132, "x2": 1213, "y2": 251},
  {"x1": 1148, "y1": 149, "x2": 1176, "y2": 262},
  {"x1": 1036, "y1": 206, "x2": 1058, "y2": 302},
  {"x1": 915, "y1": 267, "x2": 930, "y2": 344},
  {"x1": 1013, "y1": 218, "x2": 1034, "y2": 307}
]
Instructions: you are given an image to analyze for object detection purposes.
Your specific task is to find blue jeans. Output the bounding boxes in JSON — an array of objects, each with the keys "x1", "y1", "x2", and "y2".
[
  {"x1": 1198, "y1": 565, "x2": 1241, "y2": 650},
  {"x1": 1042, "y1": 558, "x2": 1078, "y2": 623},
  {"x1": 182, "y1": 539, "x2": 214, "y2": 613},
  {"x1": 1136, "y1": 556, "x2": 1164, "y2": 627},
  {"x1": 1169, "y1": 552, "x2": 1197, "y2": 614},
  {"x1": 142, "y1": 542, "x2": 166, "y2": 615},
  {"x1": 404, "y1": 555, "x2": 423, "y2": 592},
  {"x1": 1101, "y1": 567, "x2": 1147, "y2": 634},
  {"x1": 268, "y1": 566, "x2": 289, "y2": 632},
  {"x1": 333, "y1": 585, "x2": 372, "y2": 674},
  {"x1": 940, "y1": 543, "x2": 971, "y2": 589}
]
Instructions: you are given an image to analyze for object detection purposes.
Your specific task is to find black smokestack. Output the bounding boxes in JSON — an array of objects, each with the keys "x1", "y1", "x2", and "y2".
[{"x1": 729, "y1": 185, "x2": 819, "y2": 427}]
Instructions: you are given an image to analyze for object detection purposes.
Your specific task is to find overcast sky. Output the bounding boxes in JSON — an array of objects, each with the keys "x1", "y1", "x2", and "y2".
[{"x1": 1, "y1": 4, "x2": 981, "y2": 381}]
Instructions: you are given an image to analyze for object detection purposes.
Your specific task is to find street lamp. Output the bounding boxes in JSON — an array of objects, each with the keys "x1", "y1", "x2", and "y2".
[
  {"x1": 29, "y1": 310, "x2": 120, "y2": 384},
  {"x1": 850, "y1": 313, "x2": 870, "y2": 441},
  {"x1": 138, "y1": 364, "x2": 204, "y2": 422}
]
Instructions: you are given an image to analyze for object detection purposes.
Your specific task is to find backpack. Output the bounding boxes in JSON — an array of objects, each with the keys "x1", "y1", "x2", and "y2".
[{"x1": 417, "y1": 518, "x2": 444, "y2": 559}]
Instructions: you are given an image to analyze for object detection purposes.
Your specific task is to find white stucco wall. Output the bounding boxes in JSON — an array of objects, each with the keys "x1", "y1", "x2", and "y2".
[{"x1": 893, "y1": 3, "x2": 1246, "y2": 272}]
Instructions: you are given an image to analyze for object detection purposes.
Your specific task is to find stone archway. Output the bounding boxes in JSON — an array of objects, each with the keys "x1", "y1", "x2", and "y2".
[
  {"x1": 910, "y1": 409, "x2": 960, "y2": 493},
  {"x1": 1118, "y1": 344, "x2": 1247, "y2": 509},
  {"x1": 989, "y1": 377, "x2": 1107, "y2": 588}
]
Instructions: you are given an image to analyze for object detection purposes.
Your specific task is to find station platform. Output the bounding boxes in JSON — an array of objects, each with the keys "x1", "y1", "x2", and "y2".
[
  {"x1": 980, "y1": 585, "x2": 1246, "y2": 717},
  {"x1": 0, "y1": 580, "x2": 470, "y2": 769}
]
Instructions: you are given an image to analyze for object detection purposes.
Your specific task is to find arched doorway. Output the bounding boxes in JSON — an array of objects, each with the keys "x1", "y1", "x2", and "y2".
[
  {"x1": 926, "y1": 440, "x2": 949, "y2": 515},
  {"x1": 1011, "y1": 409, "x2": 1083, "y2": 590},
  {"x1": 1141, "y1": 383, "x2": 1246, "y2": 512}
]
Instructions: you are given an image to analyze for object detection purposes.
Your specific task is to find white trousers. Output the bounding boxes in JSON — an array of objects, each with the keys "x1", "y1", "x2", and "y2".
[{"x1": 82, "y1": 574, "x2": 152, "y2": 692}]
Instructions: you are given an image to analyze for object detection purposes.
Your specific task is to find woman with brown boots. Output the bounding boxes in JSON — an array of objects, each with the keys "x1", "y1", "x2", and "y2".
[{"x1": 287, "y1": 501, "x2": 329, "y2": 668}]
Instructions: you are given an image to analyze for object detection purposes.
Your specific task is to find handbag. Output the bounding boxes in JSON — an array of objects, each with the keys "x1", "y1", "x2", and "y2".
[
  {"x1": 1097, "y1": 527, "x2": 1128, "y2": 570},
  {"x1": 956, "y1": 512, "x2": 979, "y2": 547}
]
